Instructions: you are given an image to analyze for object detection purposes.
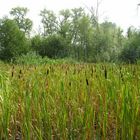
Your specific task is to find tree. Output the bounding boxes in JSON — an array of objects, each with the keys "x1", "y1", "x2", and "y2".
[
  {"x1": 0, "y1": 18, "x2": 30, "y2": 61},
  {"x1": 98, "y1": 21, "x2": 124, "y2": 62},
  {"x1": 10, "y1": 7, "x2": 33, "y2": 35},
  {"x1": 70, "y1": 7, "x2": 85, "y2": 59},
  {"x1": 76, "y1": 15, "x2": 94, "y2": 61},
  {"x1": 58, "y1": 9, "x2": 72, "y2": 57},
  {"x1": 40, "y1": 9, "x2": 58, "y2": 36},
  {"x1": 58, "y1": 9, "x2": 71, "y2": 39}
]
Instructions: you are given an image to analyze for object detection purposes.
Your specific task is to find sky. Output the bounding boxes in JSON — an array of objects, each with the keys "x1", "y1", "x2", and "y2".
[{"x1": 0, "y1": 0, "x2": 140, "y2": 33}]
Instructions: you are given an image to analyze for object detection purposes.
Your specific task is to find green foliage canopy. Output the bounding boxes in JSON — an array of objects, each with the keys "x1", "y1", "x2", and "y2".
[{"x1": 0, "y1": 18, "x2": 30, "y2": 61}]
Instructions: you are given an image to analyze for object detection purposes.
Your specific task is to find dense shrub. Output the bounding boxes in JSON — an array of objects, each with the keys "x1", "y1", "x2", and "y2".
[{"x1": 120, "y1": 31, "x2": 140, "y2": 63}]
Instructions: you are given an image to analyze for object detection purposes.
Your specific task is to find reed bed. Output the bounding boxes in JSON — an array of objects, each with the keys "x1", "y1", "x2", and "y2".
[{"x1": 0, "y1": 64, "x2": 140, "y2": 140}]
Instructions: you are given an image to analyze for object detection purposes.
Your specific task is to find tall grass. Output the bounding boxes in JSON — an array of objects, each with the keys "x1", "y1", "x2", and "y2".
[{"x1": 0, "y1": 64, "x2": 140, "y2": 139}]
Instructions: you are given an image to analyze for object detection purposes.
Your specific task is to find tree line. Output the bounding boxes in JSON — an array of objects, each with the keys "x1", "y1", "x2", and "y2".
[{"x1": 0, "y1": 6, "x2": 140, "y2": 63}]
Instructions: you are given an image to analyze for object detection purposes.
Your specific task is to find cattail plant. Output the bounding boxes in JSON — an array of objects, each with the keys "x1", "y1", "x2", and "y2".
[{"x1": 0, "y1": 63, "x2": 140, "y2": 139}]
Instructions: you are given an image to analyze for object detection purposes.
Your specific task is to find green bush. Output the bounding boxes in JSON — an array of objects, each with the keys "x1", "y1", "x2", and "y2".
[
  {"x1": 39, "y1": 35, "x2": 68, "y2": 58},
  {"x1": 14, "y1": 52, "x2": 77, "y2": 65},
  {"x1": 120, "y1": 28, "x2": 140, "y2": 63}
]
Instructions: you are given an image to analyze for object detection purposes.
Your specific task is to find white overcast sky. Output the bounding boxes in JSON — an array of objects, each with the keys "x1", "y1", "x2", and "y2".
[{"x1": 0, "y1": 0, "x2": 140, "y2": 33}]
